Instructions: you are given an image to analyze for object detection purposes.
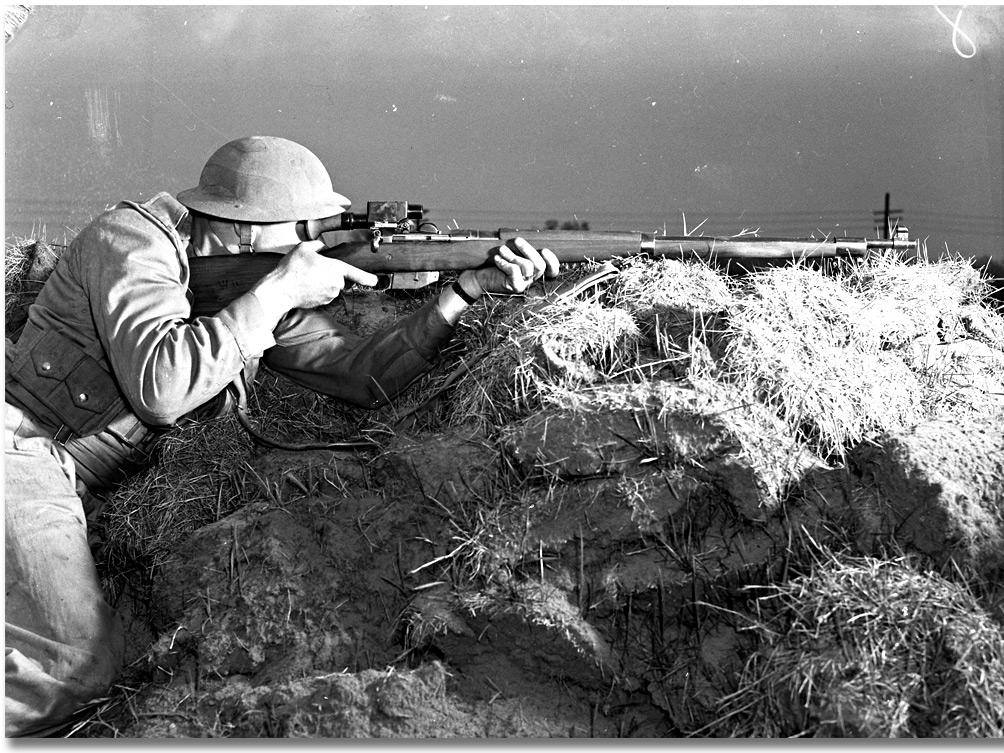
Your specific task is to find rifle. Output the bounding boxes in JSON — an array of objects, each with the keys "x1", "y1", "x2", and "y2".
[{"x1": 187, "y1": 201, "x2": 921, "y2": 317}]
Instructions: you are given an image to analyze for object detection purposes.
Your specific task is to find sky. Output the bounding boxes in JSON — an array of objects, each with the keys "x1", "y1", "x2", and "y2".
[{"x1": 4, "y1": 4, "x2": 1002, "y2": 260}]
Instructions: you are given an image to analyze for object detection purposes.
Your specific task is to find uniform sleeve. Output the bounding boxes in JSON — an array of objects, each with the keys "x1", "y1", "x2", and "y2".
[
  {"x1": 82, "y1": 209, "x2": 278, "y2": 425},
  {"x1": 263, "y1": 297, "x2": 455, "y2": 409}
]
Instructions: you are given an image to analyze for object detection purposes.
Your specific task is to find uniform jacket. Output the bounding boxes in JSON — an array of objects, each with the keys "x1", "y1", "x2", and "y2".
[{"x1": 5, "y1": 193, "x2": 455, "y2": 491}]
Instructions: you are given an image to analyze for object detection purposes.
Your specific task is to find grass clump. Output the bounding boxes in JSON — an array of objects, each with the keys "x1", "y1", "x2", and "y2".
[
  {"x1": 719, "y1": 264, "x2": 925, "y2": 458},
  {"x1": 384, "y1": 252, "x2": 1003, "y2": 463},
  {"x1": 4, "y1": 4, "x2": 31, "y2": 41},
  {"x1": 845, "y1": 252, "x2": 1004, "y2": 420},
  {"x1": 4, "y1": 237, "x2": 64, "y2": 338},
  {"x1": 845, "y1": 251, "x2": 992, "y2": 346},
  {"x1": 605, "y1": 256, "x2": 735, "y2": 322},
  {"x1": 604, "y1": 256, "x2": 734, "y2": 365},
  {"x1": 96, "y1": 413, "x2": 256, "y2": 577},
  {"x1": 717, "y1": 552, "x2": 1004, "y2": 738},
  {"x1": 441, "y1": 294, "x2": 642, "y2": 431}
]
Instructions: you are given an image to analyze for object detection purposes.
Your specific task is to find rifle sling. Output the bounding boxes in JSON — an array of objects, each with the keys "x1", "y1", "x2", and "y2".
[{"x1": 228, "y1": 375, "x2": 379, "y2": 454}]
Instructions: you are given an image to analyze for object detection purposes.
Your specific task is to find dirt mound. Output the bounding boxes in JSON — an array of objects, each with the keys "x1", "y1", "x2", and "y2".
[
  {"x1": 150, "y1": 496, "x2": 398, "y2": 680},
  {"x1": 803, "y1": 412, "x2": 1004, "y2": 573},
  {"x1": 102, "y1": 445, "x2": 621, "y2": 737},
  {"x1": 505, "y1": 380, "x2": 822, "y2": 522},
  {"x1": 65, "y1": 252, "x2": 1004, "y2": 738},
  {"x1": 125, "y1": 661, "x2": 614, "y2": 738},
  {"x1": 855, "y1": 414, "x2": 1004, "y2": 571}
]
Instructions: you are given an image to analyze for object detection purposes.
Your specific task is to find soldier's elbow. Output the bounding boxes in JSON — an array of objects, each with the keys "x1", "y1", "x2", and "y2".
[
  {"x1": 132, "y1": 402, "x2": 183, "y2": 427},
  {"x1": 130, "y1": 387, "x2": 190, "y2": 427}
]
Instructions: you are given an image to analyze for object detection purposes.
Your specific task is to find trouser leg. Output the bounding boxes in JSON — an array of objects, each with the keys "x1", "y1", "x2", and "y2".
[{"x1": 4, "y1": 447, "x2": 124, "y2": 737}]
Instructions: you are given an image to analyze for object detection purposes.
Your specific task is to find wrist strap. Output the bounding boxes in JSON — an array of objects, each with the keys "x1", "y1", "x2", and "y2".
[{"x1": 451, "y1": 278, "x2": 479, "y2": 305}]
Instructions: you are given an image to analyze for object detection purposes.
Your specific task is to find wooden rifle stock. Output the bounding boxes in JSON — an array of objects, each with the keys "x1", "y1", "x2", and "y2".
[{"x1": 187, "y1": 228, "x2": 919, "y2": 318}]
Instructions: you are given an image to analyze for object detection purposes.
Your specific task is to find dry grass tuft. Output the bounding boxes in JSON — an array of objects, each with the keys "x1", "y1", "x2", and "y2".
[
  {"x1": 845, "y1": 251, "x2": 992, "y2": 346},
  {"x1": 843, "y1": 252, "x2": 1004, "y2": 419},
  {"x1": 716, "y1": 552, "x2": 1004, "y2": 738},
  {"x1": 440, "y1": 294, "x2": 642, "y2": 431},
  {"x1": 605, "y1": 256, "x2": 735, "y2": 366},
  {"x1": 244, "y1": 367, "x2": 383, "y2": 442},
  {"x1": 5, "y1": 236, "x2": 64, "y2": 338},
  {"x1": 4, "y1": 4, "x2": 31, "y2": 42},
  {"x1": 719, "y1": 264, "x2": 926, "y2": 458},
  {"x1": 715, "y1": 252, "x2": 1004, "y2": 460},
  {"x1": 605, "y1": 256, "x2": 735, "y2": 320},
  {"x1": 96, "y1": 414, "x2": 257, "y2": 576}
]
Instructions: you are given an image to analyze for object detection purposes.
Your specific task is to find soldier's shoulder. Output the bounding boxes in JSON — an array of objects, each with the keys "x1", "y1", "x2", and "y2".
[{"x1": 76, "y1": 193, "x2": 189, "y2": 246}]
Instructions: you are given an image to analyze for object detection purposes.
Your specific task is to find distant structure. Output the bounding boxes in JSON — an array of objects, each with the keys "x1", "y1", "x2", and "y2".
[
  {"x1": 873, "y1": 192, "x2": 904, "y2": 239},
  {"x1": 545, "y1": 219, "x2": 590, "y2": 231}
]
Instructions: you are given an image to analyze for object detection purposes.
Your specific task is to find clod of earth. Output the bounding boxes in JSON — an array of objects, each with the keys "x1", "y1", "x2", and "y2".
[{"x1": 853, "y1": 413, "x2": 1004, "y2": 571}]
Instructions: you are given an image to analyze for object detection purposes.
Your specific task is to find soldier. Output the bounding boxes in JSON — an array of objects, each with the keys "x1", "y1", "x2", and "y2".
[{"x1": 4, "y1": 136, "x2": 559, "y2": 736}]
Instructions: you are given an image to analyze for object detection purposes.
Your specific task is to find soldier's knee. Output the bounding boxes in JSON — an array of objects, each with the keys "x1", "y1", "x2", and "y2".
[
  {"x1": 80, "y1": 608, "x2": 125, "y2": 691},
  {"x1": 71, "y1": 628, "x2": 123, "y2": 693},
  {"x1": 5, "y1": 612, "x2": 124, "y2": 735}
]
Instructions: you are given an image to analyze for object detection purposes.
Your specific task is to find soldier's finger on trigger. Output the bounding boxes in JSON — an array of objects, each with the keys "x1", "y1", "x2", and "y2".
[{"x1": 331, "y1": 259, "x2": 379, "y2": 287}]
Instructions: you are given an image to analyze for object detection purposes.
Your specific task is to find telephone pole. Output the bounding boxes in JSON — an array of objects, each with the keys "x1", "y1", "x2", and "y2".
[{"x1": 873, "y1": 192, "x2": 904, "y2": 239}]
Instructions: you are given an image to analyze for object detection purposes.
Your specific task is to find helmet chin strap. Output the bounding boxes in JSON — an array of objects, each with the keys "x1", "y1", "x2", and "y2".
[
  {"x1": 188, "y1": 214, "x2": 259, "y2": 256},
  {"x1": 237, "y1": 222, "x2": 255, "y2": 254}
]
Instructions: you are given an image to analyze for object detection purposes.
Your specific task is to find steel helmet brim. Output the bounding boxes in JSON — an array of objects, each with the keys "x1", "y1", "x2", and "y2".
[
  {"x1": 176, "y1": 186, "x2": 351, "y2": 223},
  {"x1": 176, "y1": 136, "x2": 351, "y2": 222}
]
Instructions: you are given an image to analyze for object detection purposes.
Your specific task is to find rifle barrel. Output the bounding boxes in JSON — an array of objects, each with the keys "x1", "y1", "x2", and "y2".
[
  {"x1": 188, "y1": 228, "x2": 919, "y2": 317},
  {"x1": 319, "y1": 229, "x2": 918, "y2": 272}
]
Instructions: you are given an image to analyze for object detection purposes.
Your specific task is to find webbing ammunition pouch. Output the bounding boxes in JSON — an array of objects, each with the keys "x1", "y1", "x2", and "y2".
[
  {"x1": 7, "y1": 328, "x2": 125, "y2": 437},
  {"x1": 5, "y1": 328, "x2": 157, "y2": 492}
]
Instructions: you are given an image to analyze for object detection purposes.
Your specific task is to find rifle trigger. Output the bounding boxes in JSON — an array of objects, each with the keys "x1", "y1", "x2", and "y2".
[{"x1": 370, "y1": 228, "x2": 382, "y2": 253}]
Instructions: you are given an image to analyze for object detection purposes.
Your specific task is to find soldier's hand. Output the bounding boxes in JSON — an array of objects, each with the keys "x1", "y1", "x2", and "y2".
[
  {"x1": 460, "y1": 237, "x2": 560, "y2": 298},
  {"x1": 251, "y1": 241, "x2": 378, "y2": 317}
]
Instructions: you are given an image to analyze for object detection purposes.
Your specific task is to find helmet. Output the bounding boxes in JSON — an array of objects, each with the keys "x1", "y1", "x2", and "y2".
[{"x1": 176, "y1": 136, "x2": 350, "y2": 222}]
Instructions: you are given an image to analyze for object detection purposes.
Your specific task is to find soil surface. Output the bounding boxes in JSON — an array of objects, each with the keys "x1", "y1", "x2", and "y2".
[{"x1": 29, "y1": 264, "x2": 1003, "y2": 738}]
